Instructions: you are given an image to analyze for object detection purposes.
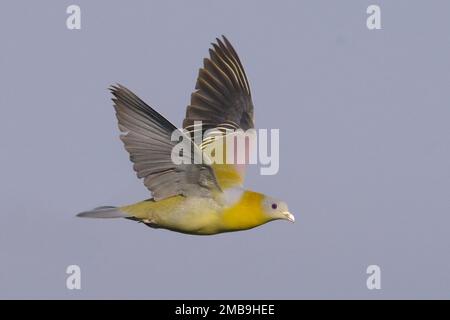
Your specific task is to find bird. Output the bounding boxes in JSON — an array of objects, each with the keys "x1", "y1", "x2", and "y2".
[{"x1": 77, "y1": 36, "x2": 295, "y2": 235}]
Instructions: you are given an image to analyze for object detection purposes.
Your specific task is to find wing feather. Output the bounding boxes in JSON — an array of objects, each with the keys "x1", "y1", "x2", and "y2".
[
  {"x1": 111, "y1": 84, "x2": 221, "y2": 200},
  {"x1": 183, "y1": 36, "x2": 255, "y2": 189}
]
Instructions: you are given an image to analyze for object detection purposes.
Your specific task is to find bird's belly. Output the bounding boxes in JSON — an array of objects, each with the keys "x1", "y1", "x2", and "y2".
[
  {"x1": 135, "y1": 196, "x2": 224, "y2": 235},
  {"x1": 159, "y1": 210, "x2": 222, "y2": 235}
]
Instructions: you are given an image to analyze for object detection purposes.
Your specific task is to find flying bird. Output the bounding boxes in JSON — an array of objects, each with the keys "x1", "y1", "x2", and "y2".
[{"x1": 77, "y1": 36, "x2": 294, "y2": 235}]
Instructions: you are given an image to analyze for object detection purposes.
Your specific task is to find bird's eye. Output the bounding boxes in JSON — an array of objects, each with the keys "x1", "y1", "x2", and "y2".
[{"x1": 271, "y1": 203, "x2": 278, "y2": 210}]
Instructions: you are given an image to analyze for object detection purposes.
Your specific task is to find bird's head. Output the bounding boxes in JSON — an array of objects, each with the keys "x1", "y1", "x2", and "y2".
[{"x1": 261, "y1": 196, "x2": 295, "y2": 223}]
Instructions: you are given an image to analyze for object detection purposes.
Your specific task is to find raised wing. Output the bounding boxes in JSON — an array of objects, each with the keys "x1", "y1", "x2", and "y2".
[
  {"x1": 183, "y1": 36, "x2": 255, "y2": 189},
  {"x1": 183, "y1": 35, "x2": 254, "y2": 134},
  {"x1": 111, "y1": 84, "x2": 221, "y2": 201}
]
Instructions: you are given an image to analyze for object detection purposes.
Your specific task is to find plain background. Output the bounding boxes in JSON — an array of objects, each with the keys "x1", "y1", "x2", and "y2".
[{"x1": 0, "y1": 0, "x2": 449, "y2": 299}]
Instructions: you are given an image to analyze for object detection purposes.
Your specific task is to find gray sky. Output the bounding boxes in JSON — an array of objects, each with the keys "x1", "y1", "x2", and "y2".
[{"x1": 0, "y1": 0, "x2": 449, "y2": 299}]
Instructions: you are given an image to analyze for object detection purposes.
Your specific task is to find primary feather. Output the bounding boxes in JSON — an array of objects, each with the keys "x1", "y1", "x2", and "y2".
[{"x1": 183, "y1": 36, "x2": 254, "y2": 134}]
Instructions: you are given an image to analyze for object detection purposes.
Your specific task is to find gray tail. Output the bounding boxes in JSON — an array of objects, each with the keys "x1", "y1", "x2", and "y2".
[{"x1": 76, "y1": 206, "x2": 129, "y2": 219}]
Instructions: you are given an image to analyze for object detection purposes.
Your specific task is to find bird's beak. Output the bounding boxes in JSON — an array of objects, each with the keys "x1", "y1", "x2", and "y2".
[{"x1": 282, "y1": 211, "x2": 295, "y2": 223}]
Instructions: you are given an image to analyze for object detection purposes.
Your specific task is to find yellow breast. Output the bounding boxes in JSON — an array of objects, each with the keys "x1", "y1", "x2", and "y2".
[{"x1": 219, "y1": 191, "x2": 269, "y2": 232}]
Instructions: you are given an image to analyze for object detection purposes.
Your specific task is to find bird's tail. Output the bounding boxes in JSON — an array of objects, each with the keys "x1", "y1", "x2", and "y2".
[{"x1": 76, "y1": 206, "x2": 129, "y2": 219}]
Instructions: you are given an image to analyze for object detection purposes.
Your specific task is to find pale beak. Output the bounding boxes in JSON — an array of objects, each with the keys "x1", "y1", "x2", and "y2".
[{"x1": 283, "y1": 211, "x2": 295, "y2": 223}]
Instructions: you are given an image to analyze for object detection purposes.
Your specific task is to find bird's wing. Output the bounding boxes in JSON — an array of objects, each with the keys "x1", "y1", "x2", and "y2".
[
  {"x1": 111, "y1": 84, "x2": 221, "y2": 201},
  {"x1": 183, "y1": 36, "x2": 255, "y2": 189}
]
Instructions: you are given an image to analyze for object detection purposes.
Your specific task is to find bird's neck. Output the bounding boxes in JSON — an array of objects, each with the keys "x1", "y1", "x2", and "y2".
[{"x1": 220, "y1": 190, "x2": 269, "y2": 231}]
